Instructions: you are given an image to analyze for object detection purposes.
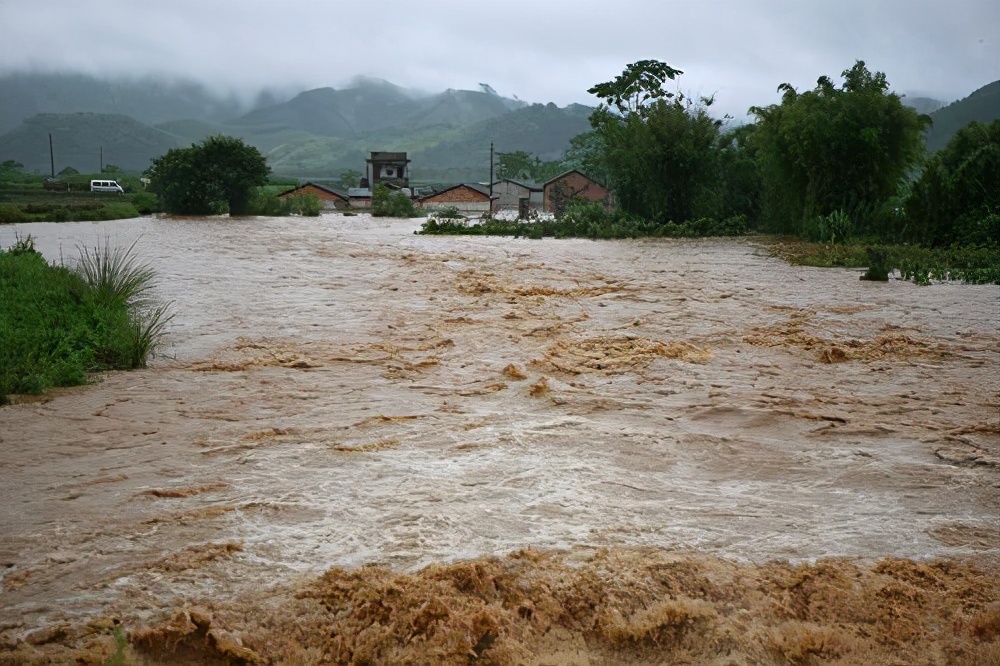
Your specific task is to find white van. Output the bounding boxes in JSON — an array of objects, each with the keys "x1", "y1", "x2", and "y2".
[{"x1": 90, "y1": 179, "x2": 124, "y2": 194}]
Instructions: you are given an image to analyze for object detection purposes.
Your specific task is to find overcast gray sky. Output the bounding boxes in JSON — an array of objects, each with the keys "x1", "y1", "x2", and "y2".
[{"x1": 1, "y1": 0, "x2": 997, "y2": 116}]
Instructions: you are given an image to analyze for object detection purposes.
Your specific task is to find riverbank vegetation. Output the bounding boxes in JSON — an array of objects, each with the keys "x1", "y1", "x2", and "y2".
[
  {"x1": 420, "y1": 60, "x2": 999, "y2": 284},
  {"x1": 0, "y1": 236, "x2": 170, "y2": 404}
]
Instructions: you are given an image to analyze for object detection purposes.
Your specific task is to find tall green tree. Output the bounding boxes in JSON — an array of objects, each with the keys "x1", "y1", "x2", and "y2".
[
  {"x1": 587, "y1": 60, "x2": 725, "y2": 223},
  {"x1": 750, "y1": 61, "x2": 930, "y2": 237},
  {"x1": 147, "y1": 135, "x2": 270, "y2": 215},
  {"x1": 495, "y1": 151, "x2": 565, "y2": 183},
  {"x1": 906, "y1": 119, "x2": 1000, "y2": 246}
]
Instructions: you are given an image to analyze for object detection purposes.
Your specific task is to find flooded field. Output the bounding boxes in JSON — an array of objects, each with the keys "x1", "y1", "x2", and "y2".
[{"x1": 1, "y1": 214, "x2": 998, "y2": 664}]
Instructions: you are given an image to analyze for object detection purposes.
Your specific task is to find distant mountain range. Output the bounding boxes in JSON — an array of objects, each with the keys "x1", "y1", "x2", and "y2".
[
  {"x1": 0, "y1": 73, "x2": 590, "y2": 180},
  {"x1": 0, "y1": 73, "x2": 997, "y2": 181},
  {"x1": 923, "y1": 80, "x2": 1000, "y2": 151}
]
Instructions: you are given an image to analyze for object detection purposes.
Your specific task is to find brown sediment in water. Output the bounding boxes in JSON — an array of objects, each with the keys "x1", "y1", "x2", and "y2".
[
  {"x1": 1, "y1": 219, "x2": 998, "y2": 665},
  {"x1": 4, "y1": 548, "x2": 999, "y2": 665}
]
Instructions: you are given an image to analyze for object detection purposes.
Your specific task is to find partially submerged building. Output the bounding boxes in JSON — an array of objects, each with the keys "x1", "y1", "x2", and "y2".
[
  {"x1": 277, "y1": 182, "x2": 349, "y2": 209},
  {"x1": 492, "y1": 178, "x2": 543, "y2": 217},
  {"x1": 365, "y1": 152, "x2": 410, "y2": 189},
  {"x1": 418, "y1": 183, "x2": 493, "y2": 215},
  {"x1": 542, "y1": 170, "x2": 608, "y2": 215}
]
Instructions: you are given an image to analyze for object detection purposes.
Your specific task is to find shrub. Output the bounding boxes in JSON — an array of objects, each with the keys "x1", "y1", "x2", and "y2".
[
  {"x1": 0, "y1": 237, "x2": 172, "y2": 401},
  {"x1": 0, "y1": 203, "x2": 26, "y2": 224},
  {"x1": 372, "y1": 183, "x2": 418, "y2": 218},
  {"x1": 131, "y1": 191, "x2": 159, "y2": 215},
  {"x1": 430, "y1": 205, "x2": 464, "y2": 220},
  {"x1": 286, "y1": 194, "x2": 323, "y2": 216}
]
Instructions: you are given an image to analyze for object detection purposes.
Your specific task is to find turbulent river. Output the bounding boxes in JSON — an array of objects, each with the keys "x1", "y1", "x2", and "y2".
[{"x1": 1, "y1": 214, "x2": 998, "y2": 663}]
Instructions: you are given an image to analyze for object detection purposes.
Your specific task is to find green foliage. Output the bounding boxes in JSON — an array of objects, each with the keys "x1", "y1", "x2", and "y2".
[
  {"x1": 860, "y1": 247, "x2": 891, "y2": 281},
  {"x1": 419, "y1": 199, "x2": 747, "y2": 240},
  {"x1": 372, "y1": 183, "x2": 418, "y2": 217},
  {"x1": 495, "y1": 151, "x2": 564, "y2": 183},
  {"x1": 750, "y1": 61, "x2": 930, "y2": 237},
  {"x1": 0, "y1": 237, "x2": 171, "y2": 402},
  {"x1": 248, "y1": 189, "x2": 323, "y2": 217},
  {"x1": 773, "y1": 239, "x2": 1000, "y2": 284},
  {"x1": 102, "y1": 164, "x2": 124, "y2": 174},
  {"x1": 584, "y1": 60, "x2": 756, "y2": 226},
  {"x1": 147, "y1": 135, "x2": 270, "y2": 215},
  {"x1": 429, "y1": 205, "x2": 464, "y2": 220},
  {"x1": 287, "y1": 193, "x2": 323, "y2": 216},
  {"x1": 339, "y1": 169, "x2": 363, "y2": 189},
  {"x1": 0, "y1": 203, "x2": 27, "y2": 224},
  {"x1": 59, "y1": 166, "x2": 79, "y2": 176},
  {"x1": 817, "y1": 209, "x2": 853, "y2": 244},
  {"x1": 906, "y1": 119, "x2": 1000, "y2": 247},
  {"x1": 131, "y1": 191, "x2": 158, "y2": 214},
  {"x1": 587, "y1": 60, "x2": 684, "y2": 116}
]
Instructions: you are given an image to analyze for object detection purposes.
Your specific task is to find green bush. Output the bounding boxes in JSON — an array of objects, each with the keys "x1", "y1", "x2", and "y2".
[
  {"x1": 430, "y1": 205, "x2": 464, "y2": 220},
  {"x1": 0, "y1": 203, "x2": 26, "y2": 224},
  {"x1": 131, "y1": 191, "x2": 158, "y2": 215},
  {"x1": 286, "y1": 194, "x2": 323, "y2": 216},
  {"x1": 372, "y1": 183, "x2": 418, "y2": 218},
  {"x1": 0, "y1": 237, "x2": 171, "y2": 402}
]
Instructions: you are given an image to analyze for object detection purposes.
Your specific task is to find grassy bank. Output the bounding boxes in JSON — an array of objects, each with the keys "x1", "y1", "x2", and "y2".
[
  {"x1": 0, "y1": 190, "x2": 157, "y2": 223},
  {"x1": 768, "y1": 239, "x2": 1000, "y2": 285},
  {"x1": 0, "y1": 237, "x2": 170, "y2": 404}
]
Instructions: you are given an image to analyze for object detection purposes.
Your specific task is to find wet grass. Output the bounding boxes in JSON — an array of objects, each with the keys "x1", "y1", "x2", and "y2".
[
  {"x1": 769, "y1": 238, "x2": 1000, "y2": 285},
  {"x1": 0, "y1": 236, "x2": 171, "y2": 402}
]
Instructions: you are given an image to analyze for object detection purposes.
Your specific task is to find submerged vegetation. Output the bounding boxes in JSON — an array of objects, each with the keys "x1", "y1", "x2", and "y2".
[{"x1": 0, "y1": 236, "x2": 171, "y2": 403}]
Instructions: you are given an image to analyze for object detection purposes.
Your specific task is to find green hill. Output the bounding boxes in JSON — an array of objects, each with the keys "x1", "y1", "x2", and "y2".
[
  {"x1": 410, "y1": 103, "x2": 593, "y2": 180},
  {"x1": 902, "y1": 96, "x2": 946, "y2": 115},
  {"x1": 0, "y1": 74, "x2": 591, "y2": 179},
  {"x1": 0, "y1": 72, "x2": 249, "y2": 135},
  {"x1": 230, "y1": 80, "x2": 520, "y2": 139},
  {"x1": 0, "y1": 113, "x2": 180, "y2": 174},
  {"x1": 925, "y1": 80, "x2": 1000, "y2": 151}
]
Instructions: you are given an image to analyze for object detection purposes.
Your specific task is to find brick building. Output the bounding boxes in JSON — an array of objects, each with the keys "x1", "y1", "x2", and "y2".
[
  {"x1": 418, "y1": 183, "x2": 493, "y2": 214},
  {"x1": 278, "y1": 183, "x2": 349, "y2": 209},
  {"x1": 542, "y1": 170, "x2": 608, "y2": 215}
]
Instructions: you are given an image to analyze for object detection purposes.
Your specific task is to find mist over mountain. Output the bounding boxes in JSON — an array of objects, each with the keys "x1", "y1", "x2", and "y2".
[
  {"x1": 0, "y1": 72, "x2": 250, "y2": 135},
  {"x1": 0, "y1": 112, "x2": 179, "y2": 173},
  {"x1": 1, "y1": 71, "x2": 996, "y2": 179},
  {"x1": 0, "y1": 72, "x2": 572, "y2": 179}
]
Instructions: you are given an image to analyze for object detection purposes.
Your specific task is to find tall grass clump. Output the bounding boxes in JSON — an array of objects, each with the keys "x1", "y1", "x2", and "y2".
[{"x1": 0, "y1": 236, "x2": 171, "y2": 403}]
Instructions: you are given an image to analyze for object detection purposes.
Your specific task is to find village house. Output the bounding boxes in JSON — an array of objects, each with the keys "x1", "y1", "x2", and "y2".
[
  {"x1": 492, "y1": 178, "x2": 543, "y2": 217},
  {"x1": 277, "y1": 182, "x2": 349, "y2": 209},
  {"x1": 543, "y1": 169, "x2": 608, "y2": 215},
  {"x1": 418, "y1": 183, "x2": 493, "y2": 215}
]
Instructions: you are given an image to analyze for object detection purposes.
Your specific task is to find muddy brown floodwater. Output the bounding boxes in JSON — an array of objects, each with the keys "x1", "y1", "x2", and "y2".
[{"x1": 1, "y1": 215, "x2": 998, "y2": 665}]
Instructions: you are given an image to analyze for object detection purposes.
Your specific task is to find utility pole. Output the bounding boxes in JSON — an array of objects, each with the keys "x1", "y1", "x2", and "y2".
[
  {"x1": 100, "y1": 146, "x2": 103, "y2": 173},
  {"x1": 49, "y1": 133, "x2": 55, "y2": 178},
  {"x1": 489, "y1": 142, "x2": 494, "y2": 213}
]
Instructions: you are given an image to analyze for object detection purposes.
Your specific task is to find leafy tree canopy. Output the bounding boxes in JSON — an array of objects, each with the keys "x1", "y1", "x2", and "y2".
[
  {"x1": 588, "y1": 60, "x2": 684, "y2": 116},
  {"x1": 495, "y1": 151, "x2": 564, "y2": 183},
  {"x1": 750, "y1": 60, "x2": 930, "y2": 237},
  {"x1": 147, "y1": 135, "x2": 270, "y2": 215},
  {"x1": 906, "y1": 119, "x2": 1000, "y2": 246}
]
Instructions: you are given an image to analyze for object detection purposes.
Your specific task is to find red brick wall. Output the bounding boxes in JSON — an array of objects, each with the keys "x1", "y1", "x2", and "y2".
[
  {"x1": 287, "y1": 184, "x2": 343, "y2": 203},
  {"x1": 543, "y1": 172, "x2": 607, "y2": 214},
  {"x1": 420, "y1": 186, "x2": 490, "y2": 204}
]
